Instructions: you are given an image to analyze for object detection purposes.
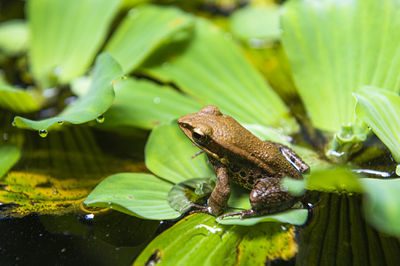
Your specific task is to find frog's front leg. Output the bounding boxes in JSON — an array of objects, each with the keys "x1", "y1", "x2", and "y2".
[
  {"x1": 220, "y1": 177, "x2": 295, "y2": 219},
  {"x1": 208, "y1": 161, "x2": 231, "y2": 216}
]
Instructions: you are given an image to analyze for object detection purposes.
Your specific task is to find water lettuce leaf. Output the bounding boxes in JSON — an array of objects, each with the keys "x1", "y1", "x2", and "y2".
[
  {"x1": 141, "y1": 18, "x2": 297, "y2": 133},
  {"x1": 102, "y1": 77, "x2": 202, "y2": 130},
  {"x1": 0, "y1": 20, "x2": 29, "y2": 55},
  {"x1": 218, "y1": 209, "x2": 309, "y2": 226},
  {"x1": 354, "y1": 86, "x2": 400, "y2": 162},
  {"x1": 145, "y1": 123, "x2": 215, "y2": 184},
  {"x1": 134, "y1": 213, "x2": 298, "y2": 265},
  {"x1": 283, "y1": 167, "x2": 363, "y2": 195},
  {"x1": 0, "y1": 144, "x2": 21, "y2": 179},
  {"x1": 361, "y1": 178, "x2": 400, "y2": 237},
  {"x1": 229, "y1": 5, "x2": 281, "y2": 44},
  {"x1": 282, "y1": 0, "x2": 400, "y2": 133},
  {"x1": 84, "y1": 173, "x2": 181, "y2": 220},
  {"x1": 0, "y1": 81, "x2": 44, "y2": 113},
  {"x1": 27, "y1": 0, "x2": 122, "y2": 86},
  {"x1": 13, "y1": 53, "x2": 124, "y2": 133},
  {"x1": 105, "y1": 4, "x2": 194, "y2": 74}
]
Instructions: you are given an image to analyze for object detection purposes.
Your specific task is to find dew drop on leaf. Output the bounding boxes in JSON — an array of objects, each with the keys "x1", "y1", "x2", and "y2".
[
  {"x1": 38, "y1": 129, "x2": 48, "y2": 138},
  {"x1": 57, "y1": 120, "x2": 64, "y2": 125},
  {"x1": 96, "y1": 115, "x2": 105, "y2": 123}
]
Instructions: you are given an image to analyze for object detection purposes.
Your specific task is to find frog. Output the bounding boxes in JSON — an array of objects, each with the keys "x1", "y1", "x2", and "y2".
[{"x1": 178, "y1": 105, "x2": 309, "y2": 218}]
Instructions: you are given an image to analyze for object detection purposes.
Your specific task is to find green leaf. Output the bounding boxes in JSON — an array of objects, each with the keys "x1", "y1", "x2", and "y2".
[
  {"x1": 0, "y1": 81, "x2": 44, "y2": 113},
  {"x1": 145, "y1": 123, "x2": 215, "y2": 184},
  {"x1": 229, "y1": 5, "x2": 281, "y2": 45},
  {"x1": 354, "y1": 86, "x2": 400, "y2": 162},
  {"x1": 84, "y1": 173, "x2": 181, "y2": 220},
  {"x1": 0, "y1": 144, "x2": 21, "y2": 179},
  {"x1": 134, "y1": 213, "x2": 298, "y2": 265},
  {"x1": 102, "y1": 78, "x2": 202, "y2": 129},
  {"x1": 0, "y1": 20, "x2": 29, "y2": 55},
  {"x1": 27, "y1": 0, "x2": 122, "y2": 86},
  {"x1": 284, "y1": 167, "x2": 363, "y2": 195},
  {"x1": 360, "y1": 178, "x2": 400, "y2": 237},
  {"x1": 105, "y1": 4, "x2": 194, "y2": 74},
  {"x1": 13, "y1": 53, "x2": 124, "y2": 133},
  {"x1": 218, "y1": 209, "x2": 309, "y2": 226},
  {"x1": 141, "y1": 18, "x2": 297, "y2": 133},
  {"x1": 282, "y1": 0, "x2": 400, "y2": 132},
  {"x1": 168, "y1": 178, "x2": 214, "y2": 213}
]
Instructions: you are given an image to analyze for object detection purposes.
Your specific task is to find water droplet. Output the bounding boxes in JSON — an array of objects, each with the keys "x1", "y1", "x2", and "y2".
[
  {"x1": 85, "y1": 213, "x2": 95, "y2": 220},
  {"x1": 107, "y1": 202, "x2": 112, "y2": 205},
  {"x1": 3, "y1": 133, "x2": 8, "y2": 141},
  {"x1": 11, "y1": 121, "x2": 16, "y2": 127},
  {"x1": 38, "y1": 129, "x2": 48, "y2": 138},
  {"x1": 57, "y1": 120, "x2": 64, "y2": 125},
  {"x1": 153, "y1": 97, "x2": 161, "y2": 104},
  {"x1": 96, "y1": 115, "x2": 105, "y2": 123}
]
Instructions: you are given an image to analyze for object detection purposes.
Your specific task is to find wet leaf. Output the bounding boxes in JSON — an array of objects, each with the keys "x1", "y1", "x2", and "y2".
[
  {"x1": 141, "y1": 18, "x2": 297, "y2": 133},
  {"x1": 168, "y1": 178, "x2": 214, "y2": 213},
  {"x1": 102, "y1": 78, "x2": 202, "y2": 130},
  {"x1": 13, "y1": 53, "x2": 124, "y2": 132},
  {"x1": 145, "y1": 123, "x2": 215, "y2": 184},
  {"x1": 27, "y1": 0, "x2": 122, "y2": 86},
  {"x1": 0, "y1": 20, "x2": 29, "y2": 55},
  {"x1": 282, "y1": 0, "x2": 400, "y2": 132},
  {"x1": 354, "y1": 86, "x2": 400, "y2": 162},
  {"x1": 85, "y1": 173, "x2": 181, "y2": 220},
  {"x1": 360, "y1": 178, "x2": 400, "y2": 237},
  {"x1": 105, "y1": 4, "x2": 194, "y2": 74},
  {"x1": 0, "y1": 144, "x2": 21, "y2": 178},
  {"x1": 134, "y1": 213, "x2": 298, "y2": 265}
]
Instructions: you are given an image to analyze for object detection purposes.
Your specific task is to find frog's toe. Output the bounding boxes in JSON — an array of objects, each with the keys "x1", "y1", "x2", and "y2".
[
  {"x1": 219, "y1": 209, "x2": 256, "y2": 219},
  {"x1": 189, "y1": 205, "x2": 213, "y2": 215}
]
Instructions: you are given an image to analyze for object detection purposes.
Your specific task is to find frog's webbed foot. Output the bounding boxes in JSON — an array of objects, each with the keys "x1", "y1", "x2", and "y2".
[{"x1": 219, "y1": 209, "x2": 256, "y2": 219}]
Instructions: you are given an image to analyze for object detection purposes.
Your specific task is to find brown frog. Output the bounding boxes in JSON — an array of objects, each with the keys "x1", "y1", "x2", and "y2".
[{"x1": 178, "y1": 105, "x2": 309, "y2": 218}]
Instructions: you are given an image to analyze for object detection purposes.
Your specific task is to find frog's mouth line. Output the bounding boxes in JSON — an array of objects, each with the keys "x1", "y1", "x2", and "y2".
[{"x1": 178, "y1": 122, "x2": 219, "y2": 160}]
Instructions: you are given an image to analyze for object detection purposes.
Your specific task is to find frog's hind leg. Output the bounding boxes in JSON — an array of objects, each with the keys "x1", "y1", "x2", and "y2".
[{"x1": 220, "y1": 177, "x2": 296, "y2": 219}]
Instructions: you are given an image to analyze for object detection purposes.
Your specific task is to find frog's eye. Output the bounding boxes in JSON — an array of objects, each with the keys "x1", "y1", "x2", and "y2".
[{"x1": 192, "y1": 128, "x2": 208, "y2": 144}]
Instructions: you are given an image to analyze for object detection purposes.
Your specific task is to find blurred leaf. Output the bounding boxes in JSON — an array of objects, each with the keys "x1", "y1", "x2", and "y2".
[
  {"x1": 354, "y1": 86, "x2": 400, "y2": 161},
  {"x1": 0, "y1": 19, "x2": 29, "y2": 55},
  {"x1": 284, "y1": 167, "x2": 363, "y2": 195},
  {"x1": 361, "y1": 178, "x2": 400, "y2": 237},
  {"x1": 230, "y1": 5, "x2": 281, "y2": 45},
  {"x1": 0, "y1": 144, "x2": 21, "y2": 178},
  {"x1": 145, "y1": 123, "x2": 215, "y2": 184},
  {"x1": 0, "y1": 80, "x2": 44, "y2": 113},
  {"x1": 13, "y1": 53, "x2": 124, "y2": 132},
  {"x1": 106, "y1": 4, "x2": 194, "y2": 74},
  {"x1": 85, "y1": 173, "x2": 181, "y2": 220},
  {"x1": 282, "y1": 0, "x2": 400, "y2": 132},
  {"x1": 102, "y1": 78, "x2": 202, "y2": 129},
  {"x1": 134, "y1": 213, "x2": 298, "y2": 265},
  {"x1": 27, "y1": 0, "x2": 122, "y2": 86},
  {"x1": 218, "y1": 209, "x2": 309, "y2": 226},
  {"x1": 141, "y1": 18, "x2": 298, "y2": 133}
]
